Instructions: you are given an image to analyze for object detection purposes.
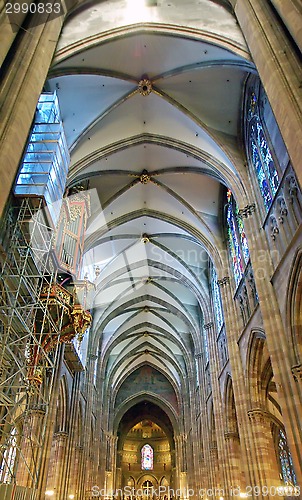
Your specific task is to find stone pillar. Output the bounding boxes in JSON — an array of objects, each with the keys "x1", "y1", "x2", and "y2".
[
  {"x1": 16, "y1": 409, "x2": 45, "y2": 488},
  {"x1": 239, "y1": 204, "x2": 302, "y2": 484},
  {"x1": 247, "y1": 409, "x2": 281, "y2": 493},
  {"x1": 209, "y1": 445, "x2": 220, "y2": 495},
  {"x1": 0, "y1": 5, "x2": 66, "y2": 216},
  {"x1": 203, "y1": 321, "x2": 230, "y2": 496},
  {"x1": 105, "y1": 433, "x2": 118, "y2": 498},
  {"x1": 67, "y1": 444, "x2": 84, "y2": 498},
  {"x1": 46, "y1": 431, "x2": 68, "y2": 495},
  {"x1": 216, "y1": 278, "x2": 261, "y2": 497},
  {"x1": 233, "y1": 0, "x2": 302, "y2": 189},
  {"x1": 59, "y1": 373, "x2": 81, "y2": 500},
  {"x1": 224, "y1": 432, "x2": 243, "y2": 492},
  {"x1": 175, "y1": 434, "x2": 183, "y2": 492},
  {"x1": 179, "y1": 471, "x2": 188, "y2": 500}
]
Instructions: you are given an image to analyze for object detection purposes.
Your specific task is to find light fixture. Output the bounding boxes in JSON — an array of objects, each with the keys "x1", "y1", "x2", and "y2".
[
  {"x1": 45, "y1": 491, "x2": 54, "y2": 497},
  {"x1": 69, "y1": 495, "x2": 75, "y2": 499}
]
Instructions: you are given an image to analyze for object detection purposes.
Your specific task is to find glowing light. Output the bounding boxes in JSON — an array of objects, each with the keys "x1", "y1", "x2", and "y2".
[
  {"x1": 124, "y1": 0, "x2": 149, "y2": 23},
  {"x1": 240, "y1": 494, "x2": 248, "y2": 498},
  {"x1": 45, "y1": 492, "x2": 54, "y2": 497},
  {"x1": 69, "y1": 495, "x2": 75, "y2": 499}
]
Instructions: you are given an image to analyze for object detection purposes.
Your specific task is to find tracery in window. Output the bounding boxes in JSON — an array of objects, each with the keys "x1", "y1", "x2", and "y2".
[
  {"x1": 226, "y1": 190, "x2": 250, "y2": 287},
  {"x1": 278, "y1": 430, "x2": 297, "y2": 486},
  {"x1": 141, "y1": 444, "x2": 153, "y2": 470},
  {"x1": 247, "y1": 90, "x2": 280, "y2": 211},
  {"x1": 0, "y1": 427, "x2": 17, "y2": 484}
]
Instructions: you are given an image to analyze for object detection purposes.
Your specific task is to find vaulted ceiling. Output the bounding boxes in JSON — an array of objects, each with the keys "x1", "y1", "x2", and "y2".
[{"x1": 48, "y1": 0, "x2": 254, "y2": 414}]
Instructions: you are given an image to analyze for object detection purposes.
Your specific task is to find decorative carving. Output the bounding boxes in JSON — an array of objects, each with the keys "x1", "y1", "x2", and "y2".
[
  {"x1": 247, "y1": 408, "x2": 269, "y2": 424},
  {"x1": 277, "y1": 197, "x2": 288, "y2": 223},
  {"x1": 224, "y1": 431, "x2": 239, "y2": 441},
  {"x1": 238, "y1": 203, "x2": 256, "y2": 219},
  {"x1": 140, "y1": 169, "x2": 151, "y2": 184},
  {"x1": 270, "y1": 216, "x2": 279, "y2": 240},
  {"x1": 204, "y1": 322, "x2": 213, "y2": 330},
  {"x1": 287, "y1": 175, "x2": 298, "y2": 202},
  {"x1": 26, "y1": 281, "x2": 92, "y2": 385},
  {"x1": 71, "y1": 305, "x2": 92, "y2": 341},
  {"x1": 292, "y1": 364, "x2": 302, "y2": 382},
  {"x1": 26, "y1": 365, "x2": 44, "y2": 386},
  {"x1": 217, "y1": 328, "x2": 228, "y2": 368},
  {"x1": 247, "y1": 270, "x2": 258, "y2": 307},
  {"x1": 138, "y1": 79, "x2": 152, "y2": 96},
  {"x1": 217, "y1": 276, "x2": 230, "y2": 287},
  {"x1": 141, "y1": 233, "x2": 150, "y2": 244}
]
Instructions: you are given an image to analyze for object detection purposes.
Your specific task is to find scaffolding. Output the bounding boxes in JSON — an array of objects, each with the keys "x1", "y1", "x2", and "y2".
[
  {"x1": 0, "y1": 92, "x2": 92, "y2": 499},
  {"x1": 0, "y1": 198, "x2": 66, "y2": 499}
]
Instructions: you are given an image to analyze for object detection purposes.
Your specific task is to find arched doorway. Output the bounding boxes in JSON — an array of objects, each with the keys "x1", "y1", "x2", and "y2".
[{"x1": 115, "y1": 402, "x2": 176, "y2": 498}]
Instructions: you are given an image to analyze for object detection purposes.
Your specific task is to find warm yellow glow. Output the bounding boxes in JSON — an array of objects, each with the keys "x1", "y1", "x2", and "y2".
[
  {"x1": 69, "y1": 495, "x2": 75, "y2": 499},
  {"x1": 240, "y1": 494, "x2": 248, "y2": 498},
  {"x1": 45, "y1": 492, "x2": 54, "y2": 497}
]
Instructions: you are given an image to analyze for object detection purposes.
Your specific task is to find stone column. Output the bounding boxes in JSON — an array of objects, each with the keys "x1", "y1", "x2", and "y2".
[
  {"x1": 105, "y1": 433, "x2": 118, "y2": 498},
  {"x1": 45, "y1": 431, "x2": 68, "y2": 495},
  {"x1": 174, "y1": 434, "x2": 183, "y2": 493},
  {"x1": 179, "y1": 471, "x2": 188, "y2": 500},
  {"x1": 59, "y1": 372, "x2": 81, "y2": 500},
  {"x1": 239, "y1": 203, "x2": 302, "y2": 484},
  {"x1": 247, "y1": 409, "x2": 281, "y2": 493},
  {"x1": 224, "y1": 432, "x2": 243, "y2": 492},
  {"x1": 16, "y1": 409, "x2": 46, "y2": 489},
  {"x1": 233, "y1": 0, "x2": 302, "y2": 188},
  {"x1": 203, "y1": 321, "x2": 230, "y2": 496},
  {"x1": 209, "y1": 445, "x2": 220, "y2": 495},
  {"x1": 0, "y1": 4, "x2": 66, "y2": 216},
  {"x1": 216, "y1": 278, "x2": 261, "y2": 497}
]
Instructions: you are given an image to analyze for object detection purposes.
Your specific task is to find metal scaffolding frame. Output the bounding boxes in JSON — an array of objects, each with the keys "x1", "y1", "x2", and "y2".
[{"x1": 0, "y1": 197, "x2": 65, "y2": 498}]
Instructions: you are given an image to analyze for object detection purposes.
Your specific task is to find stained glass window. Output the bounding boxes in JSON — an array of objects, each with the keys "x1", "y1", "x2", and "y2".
[
  {"x1": 226, "y1": 191, "x2": 250, "y2": 287},
  {"x1": 278, "y1": 430, "x2": 297, "y2": 486},
  {"x1": 0, "y1": 427, "x2": 17, "y2": 483},
  {"x1": 247, "y1": 90, "x2": 280, "y2": 211},
  {"x1": 212, "y1": 268, "x2": 224, "y2": 333},
  {"x1": 141, "y1": 444, "x2": 153, "y2": 470}
]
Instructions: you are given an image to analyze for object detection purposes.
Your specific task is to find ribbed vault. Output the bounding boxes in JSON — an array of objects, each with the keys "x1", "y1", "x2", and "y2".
[{"x1": 47, "y1": 0, "x2": 255, "y2": 424}]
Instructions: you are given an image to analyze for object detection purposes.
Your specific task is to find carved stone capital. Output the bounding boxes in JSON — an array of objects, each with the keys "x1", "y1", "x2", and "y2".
[
  {"x1": 224, "y1": 431, "x2": 240, "y2": 441},
  {"x1": 209, "y1": 443, "x2": 218, "y2": 452},
  {"x1": 195, "y1": 353, "x2": 203, "y2": 359},
  {"x1": 89, "y1": 354, "x2": 98, "y2": 360},
  {"x1": 292, "y1": 364, "x2": 302, "y2": 382},
  {"x1": 247, "y1": 408, "x2": 269, "y2": 424},
  {"x1": 204, "y1": 322, "x2": 214, "y2": 330},
  {"x1": 54, "y1": 431, "x2": 69, "y2": 441},
  {"x1": 238, "y1": 203, "x2": 256, "y2": 219},
  {"x1": 217, "y1": 276, "x2": 230, "y2": 288}
]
